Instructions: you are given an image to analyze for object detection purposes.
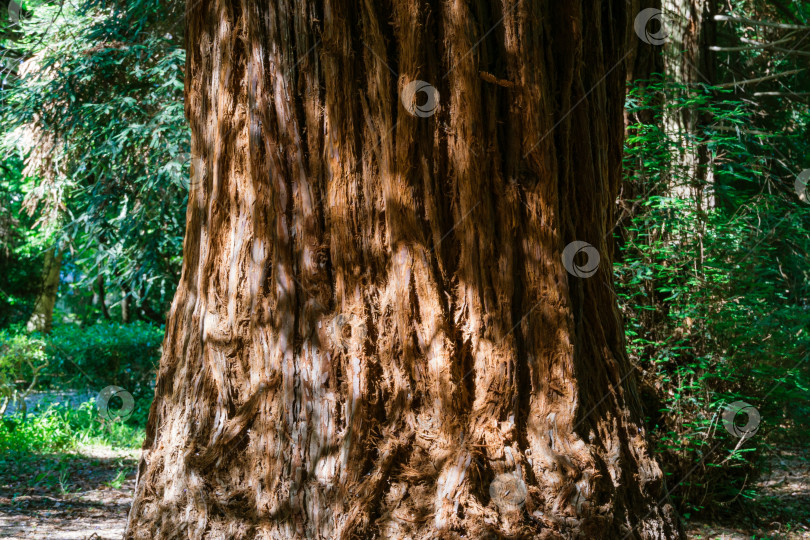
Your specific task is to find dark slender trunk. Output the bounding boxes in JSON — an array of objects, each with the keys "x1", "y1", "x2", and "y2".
[
  {"x1": 94, "y1": 274, "x2": 111, "y2": 320},
  {"x1": 26, "y1": 246, "x2": 61, "y2": 334}
]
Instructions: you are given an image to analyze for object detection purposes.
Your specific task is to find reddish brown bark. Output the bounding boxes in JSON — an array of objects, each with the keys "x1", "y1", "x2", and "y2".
[{"x1": 126, "y1": 1, "x2": 683, "y2": 538}]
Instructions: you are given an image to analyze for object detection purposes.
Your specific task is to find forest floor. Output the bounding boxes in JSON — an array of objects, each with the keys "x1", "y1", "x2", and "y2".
[
  {"x1": 0, "y1": 445, "x2": 137, "y2": 540},
  {"x1": 685, "y1": 446, "x2": 810, "y2": 539},
  {"x1": 0, "y1": 445, "x2": 807, "y2": 539}
]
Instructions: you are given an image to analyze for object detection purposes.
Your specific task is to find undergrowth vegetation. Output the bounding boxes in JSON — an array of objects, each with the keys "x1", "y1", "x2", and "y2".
[
  {"x1": 0, "y1": 400, "x2": 144, "y2": 453},
  {"x1": 0, "y1": 321, "x2": 160, "y2": 453},
  {"x1": 617, "y1": 77, "x2": 810, "y2": 516}
]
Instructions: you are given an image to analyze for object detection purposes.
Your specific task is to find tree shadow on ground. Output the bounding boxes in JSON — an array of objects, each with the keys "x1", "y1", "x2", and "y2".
[{"x1": 0, "y1": 447, "x2": 138, "y2": 540}]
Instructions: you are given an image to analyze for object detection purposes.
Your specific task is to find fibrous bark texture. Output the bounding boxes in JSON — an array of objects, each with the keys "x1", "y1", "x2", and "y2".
[
  {"x1": 626, "y1": 0, "x2": 664, "y2": 83},
  {"x1": 127, "y1": 1, "x2": 683, "y2": 538},
  {"x1": 662, "y1": 0, "x2": 715, "y2": 87}
]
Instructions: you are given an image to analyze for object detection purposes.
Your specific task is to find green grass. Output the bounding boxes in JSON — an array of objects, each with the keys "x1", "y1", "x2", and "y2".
[
  {"x1": 0, "y1": 399, "x2": 145, "y2": 454},
  {"x1": 0, "y1": 400, "x2": 144, "y2": 506},
  {"x1": 105, "y1": 467, "x2": 128, "y2": 489}
]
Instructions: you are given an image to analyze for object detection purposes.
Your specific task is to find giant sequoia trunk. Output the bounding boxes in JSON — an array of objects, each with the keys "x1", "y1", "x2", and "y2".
[{"x1": 127, "y1": 1, "x2": 683, "y2": 538}]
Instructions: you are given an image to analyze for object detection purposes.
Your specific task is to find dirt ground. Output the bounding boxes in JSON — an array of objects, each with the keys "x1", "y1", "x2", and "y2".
[
  {"x1": 0, "y1": 445, "x2": 137, "y2": 540},
  {"x1": 0, "y1": 446, "x2": 807, "y2": 540}
]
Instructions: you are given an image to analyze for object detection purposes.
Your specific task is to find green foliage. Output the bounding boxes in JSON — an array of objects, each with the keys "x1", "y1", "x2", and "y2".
[
  {"x1": 619, "y1": 76, "x2": 810, "y2": 514},
  {"x1": 0, "y1": 327, "x2": 48, "y2": 377},
  {"x1": 1, "y1": 0, "x2": 188, "y2": 320},
  {"x1": 0, "y1": 404, "x2": 73, "y2": 453},
  {"x1": 106, "y1": 467, "x2": 127, "y2": 489},
  {"x1": 45, "y1": 321, "x2": 162, "y2": 391},
  {"x1": 0, "y1": 400, "x2": 144, "y2": 454},
  {"x1": 0, "y1": 155, "x2": 49, "y2": 327},
  {"x1": 0, "y1": 321, "x2": 161, "y2": 427},
  {"x1": 43, "y1": 321, "x2": 162, "y2": 427},
  {"x1": 0, "y1": 328, "x2": 48, "y2": 414}
]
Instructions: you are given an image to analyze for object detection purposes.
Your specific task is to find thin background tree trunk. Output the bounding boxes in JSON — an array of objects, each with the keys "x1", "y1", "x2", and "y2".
[
  {"x1": 122, "y1": 285, "x2": 131, "y2": 323},
  {"x1": 663, "y1": 0, "x2": 717, "y2": 209},
  {"x1": 25, "y1": 246, "x2": 61, "y2": 334},
  {"x1": 94, "y1": 274, "x2": 111, "y2": 320},
  {"x1": 127, "y1": 1, "x2": 683, "y2": 538}
]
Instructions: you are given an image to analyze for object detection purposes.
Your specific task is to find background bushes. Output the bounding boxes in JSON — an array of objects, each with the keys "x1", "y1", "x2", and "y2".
[{"x1": 1, "y1": 321, "x2": 162, "y2": 429}]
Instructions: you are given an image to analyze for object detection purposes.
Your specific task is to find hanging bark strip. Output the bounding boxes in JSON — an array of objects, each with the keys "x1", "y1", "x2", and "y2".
[{"x1": 126, "y1": 1, "x2": 683, "y2": 538}]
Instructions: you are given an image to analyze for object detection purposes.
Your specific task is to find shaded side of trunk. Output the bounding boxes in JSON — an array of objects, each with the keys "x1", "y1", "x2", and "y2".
[
  {"x1": 127, "y1": 1, "x2": 682, "y2": 538},
  {"x1": 26, "y1": 247, "x2": 61, "y2": 334},
  {"x1": 626, "y1": 0, "x2": 665, "y2": 84},
  {"x1": 622, "y1": 0, "x2": 665, "y2": 223}
]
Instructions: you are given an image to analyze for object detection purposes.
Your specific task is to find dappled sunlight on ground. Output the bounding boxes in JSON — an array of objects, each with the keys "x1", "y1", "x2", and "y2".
[{"x1": 0, "y1": 445, "x2": 138, "y2": 540}]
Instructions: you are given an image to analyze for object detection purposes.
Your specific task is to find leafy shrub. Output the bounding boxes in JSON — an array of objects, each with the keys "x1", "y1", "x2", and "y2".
[
  {"x1": 0, "y1": 322, "x2": 160, "y2": 428},
  {"x1": 618, "y1": 77, "x2": 810, "y2": 515},
  {"x1": 45, "y1": 321, "x2": 162, "y2": 391},
  {"x1": 0, "y1": 405, "x2": 74, "y2": 453},
  {"x1": 38, "y1": 321, "x2": 163, "y2": 427},
  {"x1": 0, "y1": 328, "x2": 49, "y2": 417},
  {"x1": 0, "y1": 321, "x2": 158, "y2": 453},
  {"x1": 0, "y1": 400, "x2": 144, "y2": 454}
]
